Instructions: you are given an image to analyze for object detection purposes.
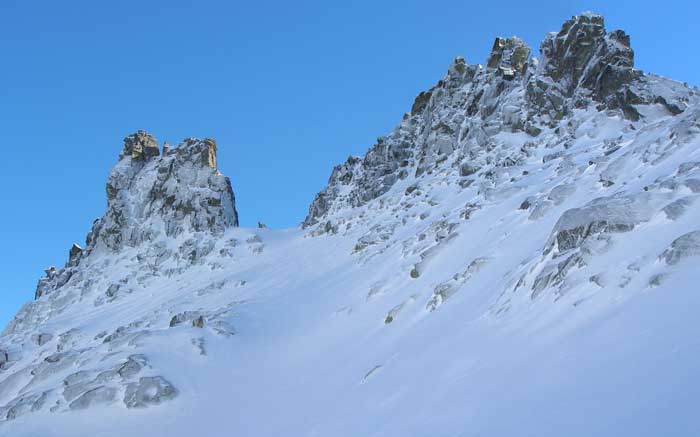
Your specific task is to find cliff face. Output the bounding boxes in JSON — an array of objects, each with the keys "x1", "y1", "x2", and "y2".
[{"x1": 2, "y1": 13, "x2": 700, "y2": 437}]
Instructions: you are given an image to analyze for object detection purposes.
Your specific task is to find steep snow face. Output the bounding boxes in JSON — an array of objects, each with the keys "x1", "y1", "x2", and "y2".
[{"x1": 3, "y1": 12, "x2": 700, "y2": 437}]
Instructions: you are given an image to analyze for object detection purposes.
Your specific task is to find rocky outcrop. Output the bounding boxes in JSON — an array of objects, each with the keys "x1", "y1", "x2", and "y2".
[
  {"x1": 303, "y1": 12, "x2": 684, "y2": 229},
  {"x1": 123, "y1": 376, "x2": 178, "y2": 408},
  {"x1": 27, "y1": 132, "x2": 240, "y2": 303},
  {"x1": 122, "y1": 130, "x2": 160, "y2": 161},
  {"x1": 486, "y1": 37, "x2": 531, "y2": 78},
  {"x1": 91, "y1": 133, "x2": 238, "y2": 252},
  {"x1": 539, "y1": 15, "x2": 635, "y2": 96}
]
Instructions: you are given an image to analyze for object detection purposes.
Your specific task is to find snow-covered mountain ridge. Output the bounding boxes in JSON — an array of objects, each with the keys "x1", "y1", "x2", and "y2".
[{"x1": 2, "y1": 13, "x2": 700, "y2": 437}]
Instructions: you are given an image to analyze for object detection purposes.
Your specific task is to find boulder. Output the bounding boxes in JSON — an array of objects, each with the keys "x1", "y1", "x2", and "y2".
[
  {"x1": 96, "y1": 133, "x2": 239, "y2": 251},
  {"x1": 124, "y1": 376, "x2": 178, "y2": 408},
  {"x1": 69, "y1": 386, "x2": 117, "y2": 410},
  {"x1": 545, "y1": 193, "x2": 661, "y2": 254},
  {"x1": 169, "y1": 311, "x2": 201, "y2": 328},
  {"x1": 660, "y1": 231, "x2": 700, "y2": 265}
]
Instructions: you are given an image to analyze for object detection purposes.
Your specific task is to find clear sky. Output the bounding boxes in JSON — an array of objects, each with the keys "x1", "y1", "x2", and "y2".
[{"x1": 1, "y1": 0, "x2": 698, "y2": 327}]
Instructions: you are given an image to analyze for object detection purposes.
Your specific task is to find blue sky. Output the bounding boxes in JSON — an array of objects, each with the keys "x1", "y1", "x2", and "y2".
[{"x1": 1, "y1": 0, "x2": 698, "y2": 327}]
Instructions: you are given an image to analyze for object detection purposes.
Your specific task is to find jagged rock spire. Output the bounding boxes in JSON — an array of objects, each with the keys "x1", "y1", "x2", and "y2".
[
  {"x1": 486, "y1": 37, "x2": 531, "y2": 78},
  {"x1": 33, "y1": 132, "x2": 240, "y2": 300},
  {"x1": 121, "y1": 130, "x2": 160, "y2": 161},
  {"x1": 90, "y1": 133, "x2": 238, "y2": 251},
  {"x1": 538, "y1": 13, "x2": 635, "y2": 89}
]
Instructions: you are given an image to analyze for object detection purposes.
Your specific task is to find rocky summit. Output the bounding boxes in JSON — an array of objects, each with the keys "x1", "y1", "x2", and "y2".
[{"x1": 2, "y1": 13, "x2": 700, "y2": 437}]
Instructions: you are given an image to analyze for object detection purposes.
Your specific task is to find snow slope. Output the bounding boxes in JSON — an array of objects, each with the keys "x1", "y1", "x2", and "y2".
[{"x1": 2, "y1": 13, "x2": 700, "y2": 437}]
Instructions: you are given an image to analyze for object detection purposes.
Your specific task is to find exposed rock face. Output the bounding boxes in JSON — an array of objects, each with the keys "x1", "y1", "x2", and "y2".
[
  {"x1": 123, "y1": 377, "x2": 178, "y2": 408},
  {"x1": 531, "y1": 13, "x2": 640, "y2": 119},
  {"x1": 123, "y1": 130, "x2": 160, "y2": 161},
  {"x1": 69, "y1": 386, "x2": 117, "y2": 410},
  {"x1": 538, "y1": 14, "x2": 634, "y2": 95},
  {"x1": 486, "y1": 37, "x2": 531, "y2": 78},
  {"x1": 545, "y1": 193, "x2": 663, "y2": 254},
  {"x1": 92, "y1": 134, "x2": 238, "y2": 252},
  {"x1": 3, "y1": 12, "x2": 700, "y2": 432},
  {"x1": 303, "y1": 12, "x2": 687, "y2": 228},
  {"x1": 29, "y1": 133, "x2": 239, "y2": 302}
]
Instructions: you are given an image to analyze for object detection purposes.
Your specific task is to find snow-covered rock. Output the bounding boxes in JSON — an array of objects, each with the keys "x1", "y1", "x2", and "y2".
[{"x1": 3, "y1": 12, "x2": 700, "y2": 437}]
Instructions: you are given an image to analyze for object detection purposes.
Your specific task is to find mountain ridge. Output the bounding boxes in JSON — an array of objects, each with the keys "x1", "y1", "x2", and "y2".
[{"x1": 2, "y1": 12, "x2": 700, "y2": 437}]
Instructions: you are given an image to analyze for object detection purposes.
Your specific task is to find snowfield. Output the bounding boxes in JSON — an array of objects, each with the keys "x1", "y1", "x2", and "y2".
[{"x1": 2, "y1": 12, "x2": 700, "y2": 437}]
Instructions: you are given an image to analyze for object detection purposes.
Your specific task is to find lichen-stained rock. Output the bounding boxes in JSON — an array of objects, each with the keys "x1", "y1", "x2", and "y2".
[
  {"x1": 122, "y1": 130, "x2": 160, "y2": 161},
  {"x1": 123, "y1": 376, "x2": 178, "y2": 408},
  {"x1": 486, "y1": 37, "x2": 531, "y2": 77}
]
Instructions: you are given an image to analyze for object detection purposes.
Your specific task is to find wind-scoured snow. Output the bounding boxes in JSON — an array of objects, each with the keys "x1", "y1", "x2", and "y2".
[{"x1": 2, "y1": 12, "x2": 700, "y2": 437}]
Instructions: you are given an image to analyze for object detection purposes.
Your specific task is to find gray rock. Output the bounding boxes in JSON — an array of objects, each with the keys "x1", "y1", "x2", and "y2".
[
  {"x1": 0, "y1": 349, "x2": 8, "y2": 369},
  {"x1": 69, "y1": 386, "x2": 117, "y2": 410},
  {"x1": 486, "y1": 37, "x2": 531, "y2": 76},
  {"x1": 662, "y1": 197, "x2": 695, "y2": 220},
  {"x1": 124, "y1": 376, "x2": 178, "y2": 408},
  {"x1": 68, "y1": 243, "x2": 83, "y2": 265},
  {"x1": 192, "y1": 316, "x2": 205, "y2": 329},
  {"x1": 546, "y1": 193, "x2": 660, "y2": 254},
  {"x1": 534, "y1": 13, "x2": 638, "y2": 114},
  {"x1": 426, "y1": 258, "x2": 488, "y2": 311},
  {"x1": 169, "y1": 311, "x2": 201, "y2": 328},
  {"x1": 30, "y1": 333, "x2": 53, "y2": 346},
  {"x1": 660, "y1": 231, "x2": 700, "y2": 265},
  {"x1": 532, "y1": 253, "x2": 585, "y2": 298},
  {"x1": 94, "y1": 133, "x2": 239, "y2": 251},
  {"x1": 4, "y1": 392, "x2": 48, "y2": 420},
  {"x1": 117, "y1": 355, "x2": 148, "y2": 379},
  {"x1": 459, "y1": 163, "x2": 480, "y2": 177},
  {"x1": 678, "y1": 161, "x2": 700, "y2": 175}
]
